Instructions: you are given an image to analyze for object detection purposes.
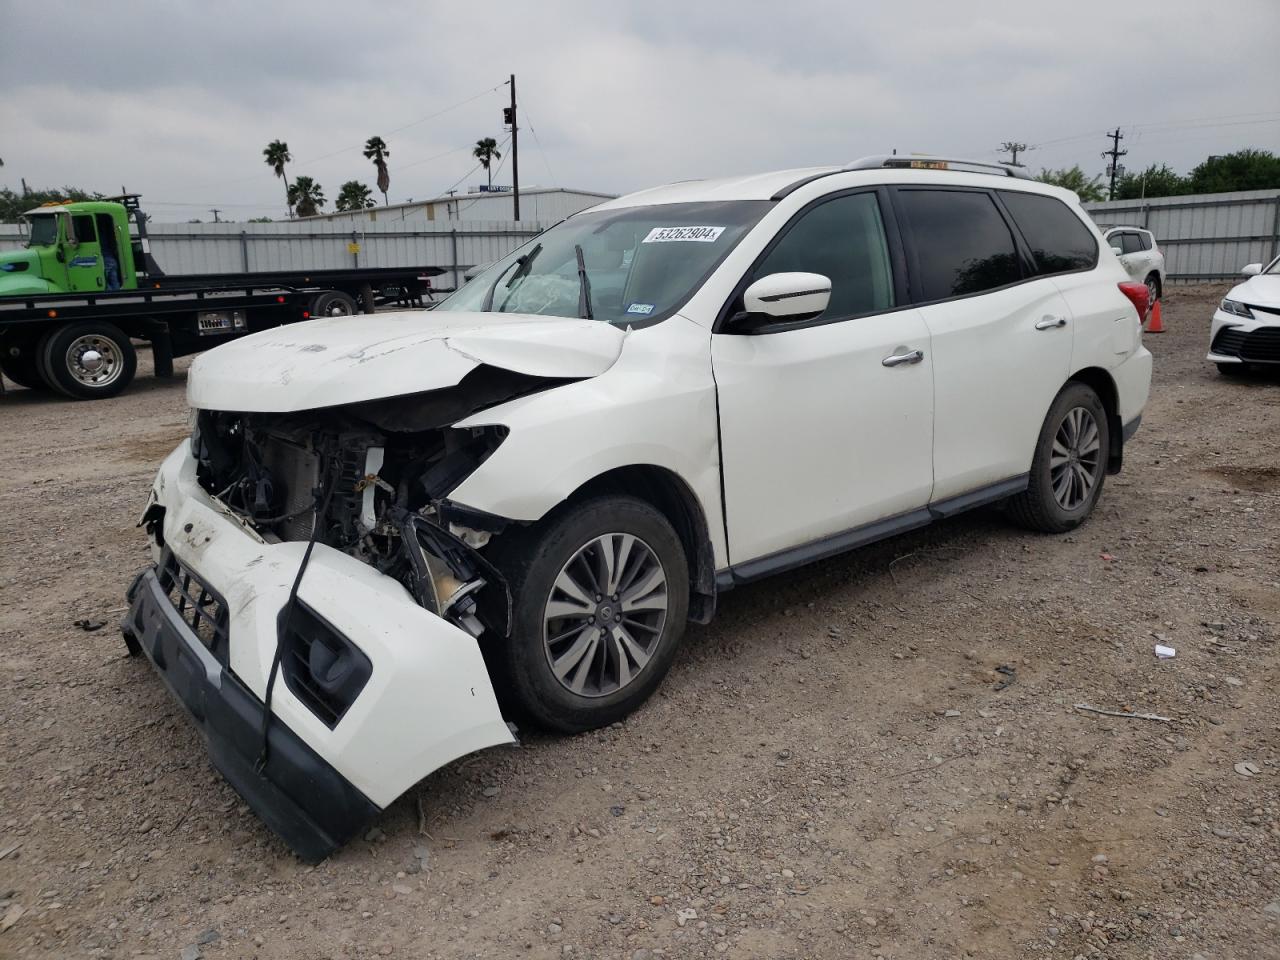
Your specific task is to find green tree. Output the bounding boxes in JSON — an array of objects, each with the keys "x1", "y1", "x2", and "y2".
[
  {"x1": 363, "y1": 136, "x2": 391, "y2": 205},
  {"x1": 287, "y1": 176, "x2": 325, "y2": 218},
  {"x1": 263, "y1": 139, "x2": 293, "y2": 218},
  {"x1": 1115, "y1": 163, "x2": 1189, "y2": 200},
  {"x1": 335, "y1": 180, "x2": 376, "y2": 212},
  {"x1": 247, "y1": 216, "x2": 274, "y2": 223},
  {"x1": 0, "y1": 186, "x2": 103, "y2": 222},
  {"x1": 473, "y1": 137, "x2": 502, "y2": 188},
  {"x1": 1035, "y1": 165, "x2": 1107, "y2": 203},
  {"x1": 1187, "y1": 149, "x2": 1280, "y2": 194}
]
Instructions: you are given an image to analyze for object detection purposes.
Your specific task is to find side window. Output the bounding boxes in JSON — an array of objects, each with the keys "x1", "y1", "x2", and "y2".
[
  {"x1": 70, "y1": 215, "x2": 97, "y2": 245},
  {"x1": 1136, "y1": 232, "x2": 1153, "y2": 251},
  {"x1": 1121, "y1": 233, "x2": 1143, "y2": 254},
  {"x1": 751, "y1": 192, "x2": 894, "y2": 321},
  {"x1": 999, "y1": 191, "x2": 1099, "y2": 276},
  {"x1": 896, "y1": 189, "x2": 1022, "y2": 301}
]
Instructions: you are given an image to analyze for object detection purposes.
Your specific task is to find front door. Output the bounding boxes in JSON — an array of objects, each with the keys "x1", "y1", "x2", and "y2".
[
  {"x1": 65, "y1": 213, "x2": 104, "y2": 292},
  {"x1": 712, "y1": 190, "x2": 935, "y2": 566}
]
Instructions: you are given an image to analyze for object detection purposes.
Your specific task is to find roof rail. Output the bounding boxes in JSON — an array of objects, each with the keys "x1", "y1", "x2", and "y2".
[{"x1": 845, "y1": 154, "x2": 1033, "y2": 180}]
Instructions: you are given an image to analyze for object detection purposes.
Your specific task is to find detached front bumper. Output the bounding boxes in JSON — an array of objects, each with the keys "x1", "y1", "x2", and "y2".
[
  {"x1": 125, "y1": 443, "x2": 515, "y2": 861},
  {"x1": 123, "y1": 564, "x2": 378, "y2": 861}
]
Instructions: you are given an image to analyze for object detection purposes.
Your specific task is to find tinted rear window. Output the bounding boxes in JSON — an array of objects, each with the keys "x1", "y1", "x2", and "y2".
[
  {"x1": 896, "y1": 189, "x2": 1022, "y2": 301},
  {"x1": 1000, "y1": 191, "x2": 1098, "y2": 275}
]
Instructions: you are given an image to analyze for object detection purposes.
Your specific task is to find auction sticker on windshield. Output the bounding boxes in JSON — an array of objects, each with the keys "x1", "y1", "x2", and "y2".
[{"x1": 642, "y1": 226, "x2": 725, "y2": 243}]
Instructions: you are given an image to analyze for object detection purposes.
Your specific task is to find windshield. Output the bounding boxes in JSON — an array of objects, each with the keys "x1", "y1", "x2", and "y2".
[
  {"x1": 437, "y1": 201, "x2": 770, "y2": 325},
  {"x1": 25, "y1": 215, "x2": 59, "y2": 247}
]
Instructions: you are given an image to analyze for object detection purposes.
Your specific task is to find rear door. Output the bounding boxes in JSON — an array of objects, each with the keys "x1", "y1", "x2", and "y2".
[
  {"x1": 712, "y1": 189, "x2": 934, "y2": 565},
  {"x1": 893, "y1": 187, "x2": 1073, "y2": 501}
]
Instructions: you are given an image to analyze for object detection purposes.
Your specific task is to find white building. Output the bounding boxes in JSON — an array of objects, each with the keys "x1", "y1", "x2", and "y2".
[{"x1": 308, "y1": 186, "x2": 615, "y2": 225}]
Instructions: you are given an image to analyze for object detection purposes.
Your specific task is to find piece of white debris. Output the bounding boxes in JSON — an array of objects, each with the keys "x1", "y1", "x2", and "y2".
[
  {"x1": 1154, "y1": 644, "x2": 1176, "y2": 659},
  {"x1": 1234, "y1": 761, "x2": 1260, "y2": 778}
]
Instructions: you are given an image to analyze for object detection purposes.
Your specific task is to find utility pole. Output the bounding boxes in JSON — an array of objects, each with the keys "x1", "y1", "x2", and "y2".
[
  {"x1": 507, "y1": 73, "x2": 520, "y2": 222},
  {"x1": 999, "y1": 141, "x2": 1029, "y2": 167},
  {"x1": 208, "y1": 208, "x2": 222, "y2": 223},
  {"x1": 1101, "y1": 128, "x2": 1127, "y2": 201}
]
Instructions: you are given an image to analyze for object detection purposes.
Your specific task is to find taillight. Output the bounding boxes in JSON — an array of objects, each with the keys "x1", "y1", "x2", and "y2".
[{"x1": 1118, "y1": 281, "x2": 1149, "y2": 318}]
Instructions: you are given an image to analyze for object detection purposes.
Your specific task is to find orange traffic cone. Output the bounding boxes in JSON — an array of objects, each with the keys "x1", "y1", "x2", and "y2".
[{"x1": 1145, "y1": 297, "x2": 1165, "y2": 333}]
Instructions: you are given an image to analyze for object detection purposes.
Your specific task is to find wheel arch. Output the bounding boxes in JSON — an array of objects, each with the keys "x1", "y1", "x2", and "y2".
[
  {"x1": 1068, "y1": 366, "x2": 1122, "y2": 474},
  {"x1": 561, "y1": 464, "x2": 719, "y2": 624}
]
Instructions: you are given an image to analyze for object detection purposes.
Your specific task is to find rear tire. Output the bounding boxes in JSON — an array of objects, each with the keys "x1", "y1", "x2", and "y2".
[
  {"x1": 310, "y1": 290, "x2": 358, "y2": 318},
  {"x1": 38, "y1": 321, "x2": 137, "y2": 400},
  {"x1": 1144, "y1": 273, "x2": 1161, "y2": 313},
  {"x1": 485, "y1": 495, "x2": 690, "y2": 733},
  {"x1": 0, "y1": 338, "x2": 49, "y2": 390},
  {"x1": 1006, "y1": 382, "x2": 1109, "y2": 534}
]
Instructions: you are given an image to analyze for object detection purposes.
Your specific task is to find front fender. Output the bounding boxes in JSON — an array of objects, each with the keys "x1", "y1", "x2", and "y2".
[
  {"x1": 0, "y1": 273, "x2": 59, "y2": 297},
  {"x1": 448, "y1": 315, "x2": 728, "y2": 567}
]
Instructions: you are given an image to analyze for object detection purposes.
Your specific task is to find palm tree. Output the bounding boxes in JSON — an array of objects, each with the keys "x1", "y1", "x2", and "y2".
[
  {"x1": 336, "y1": 180, "x2": 376, "y2": 212},
  {"x1": 363, "y1": 136, "x2": 391, "y2": 205},
  {"x1": 263, "y1": 140, "x2": 293, "y2": 218},
  {"x1": 473, "y1": 137, "x2": 502, "y2": 188},
  {"x1": 287, "y1": 176, "x2": 325, "y2": 218}
]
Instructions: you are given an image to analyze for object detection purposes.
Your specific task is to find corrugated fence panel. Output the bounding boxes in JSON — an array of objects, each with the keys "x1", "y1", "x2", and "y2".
[
  {"x1": 0, "y1": 218, "x2": 546, "y2": 290},
  {"x1": 11, "y1": 192, "x2": 1274, "y2": 286},
  {"x1": 1084, "y1": 189, "x2": 1280, "y2": 282}
]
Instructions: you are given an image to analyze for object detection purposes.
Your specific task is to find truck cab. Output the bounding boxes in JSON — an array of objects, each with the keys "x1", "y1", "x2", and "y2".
[{"x1": 0, "y1": 199, "x2": 139, "y2": 297}]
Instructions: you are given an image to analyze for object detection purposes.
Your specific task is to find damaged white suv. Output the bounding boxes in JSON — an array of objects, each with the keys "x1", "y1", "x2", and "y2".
[{"x1": 123, "y1": 156, "x2": 1153, "y2": 860}]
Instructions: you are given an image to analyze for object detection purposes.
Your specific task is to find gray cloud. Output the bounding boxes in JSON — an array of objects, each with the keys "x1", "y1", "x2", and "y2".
[{"x1": 2, "y1": 0, "x2": 1277, "y2": 221}]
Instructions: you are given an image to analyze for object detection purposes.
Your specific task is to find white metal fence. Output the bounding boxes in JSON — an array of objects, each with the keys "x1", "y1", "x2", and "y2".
[
  {"x1": 0, "y1": 219, "x2": 549, "y2": 292},
  {"x1": 1084, "y1": 189, "x2": 1280, "y2": 283}
]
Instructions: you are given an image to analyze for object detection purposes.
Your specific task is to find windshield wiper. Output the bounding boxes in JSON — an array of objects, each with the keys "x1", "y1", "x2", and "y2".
[
  {"x1": 574, "y1": 244, "x2": 594, "y2": 321},
  {"x1": 481, "y1": 243, "x2": 541, "y2": 312}
]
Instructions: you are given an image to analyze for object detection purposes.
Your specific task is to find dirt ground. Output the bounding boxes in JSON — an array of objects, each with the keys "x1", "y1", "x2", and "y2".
[{"x1": 1, "y1": 285, "x2": 1278, "y2": 960}]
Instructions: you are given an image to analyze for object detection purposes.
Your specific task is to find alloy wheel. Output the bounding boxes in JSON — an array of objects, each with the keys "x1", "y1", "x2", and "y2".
[
  {"x1": 1049, "y1": 406, "x2": 1102, "y2": 510},
  {"x1": 542, "y1": 533, "x2": 668, "y2": 698}
]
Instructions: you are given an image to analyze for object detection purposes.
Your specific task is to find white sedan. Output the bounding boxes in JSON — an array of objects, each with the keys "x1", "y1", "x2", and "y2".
[{"x1": 1208, "y1": 257, "x2": 1280, "y2": 375}]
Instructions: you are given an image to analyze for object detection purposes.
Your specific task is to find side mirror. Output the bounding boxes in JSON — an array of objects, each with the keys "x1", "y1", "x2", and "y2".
[
  {"x1": 1241, "y1": 263, "x2": 1262, "y2": 277},
  {"x1": 739, "y1": 272, "x2": 831, "y2": 325},
  {"x1": 1110, "y1": 245, "x2": 1124, "y2": 257}
]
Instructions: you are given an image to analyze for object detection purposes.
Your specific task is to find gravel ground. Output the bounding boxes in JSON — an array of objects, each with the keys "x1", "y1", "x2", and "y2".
[{"x1": 1, "y1": 285, "x2": 1278, "y2": 960}]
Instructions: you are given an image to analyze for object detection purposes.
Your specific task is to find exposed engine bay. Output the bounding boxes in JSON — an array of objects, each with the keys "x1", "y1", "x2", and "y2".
[{"x1": 188, "y1": 369, "x2": 563, "y2": 639}]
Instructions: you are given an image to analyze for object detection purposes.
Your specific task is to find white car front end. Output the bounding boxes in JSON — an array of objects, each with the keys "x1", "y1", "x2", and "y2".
[{"x1": 1208, "y1": 265, "x2": 1280, "y2": 368}]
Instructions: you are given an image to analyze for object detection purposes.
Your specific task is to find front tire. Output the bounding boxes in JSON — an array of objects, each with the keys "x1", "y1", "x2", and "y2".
[
  {"x1": 486, "y1": 495, "x2": 690, "y2": 733},
  {"x1": 38, "y1": 322, "x2": 137, "y2": 400},
  {"x1": 1007, "y1": 382, "x2": 1109, "y2": 533}
]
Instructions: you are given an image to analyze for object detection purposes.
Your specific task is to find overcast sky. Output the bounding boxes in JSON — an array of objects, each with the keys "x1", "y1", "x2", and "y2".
[{"x1": 3, "y1": 0, "x2": 1278, "y2": 221}]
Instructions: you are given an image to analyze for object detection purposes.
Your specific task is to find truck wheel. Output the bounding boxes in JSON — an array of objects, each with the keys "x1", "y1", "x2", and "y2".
[
  {"x1": 39, "y1": 322, "x2": 137, "y2": 400},
  {"x1": 311, "y1": 291, "x2": 358, "y2": 318},
  {"x1": 1, "y1": 339, "x2": 49, "y2": 390},
  {"x1": 485, "y1": 495, "x2": 690, "y2": 733}
]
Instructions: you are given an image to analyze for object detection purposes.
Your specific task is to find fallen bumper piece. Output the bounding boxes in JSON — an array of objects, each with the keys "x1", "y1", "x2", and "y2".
[{"x1": 123, "y1": 566, "x2": 379, "y2": 861}]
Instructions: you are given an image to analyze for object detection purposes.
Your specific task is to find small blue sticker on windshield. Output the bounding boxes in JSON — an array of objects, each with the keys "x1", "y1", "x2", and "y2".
[{"x1": 627, "y1": 303, "x2": 655, "y2": 315}]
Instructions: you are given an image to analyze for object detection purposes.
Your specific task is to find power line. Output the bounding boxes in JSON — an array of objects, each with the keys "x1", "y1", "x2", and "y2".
[{"x1": 517, "y1": 101, "x2": 558, "y2": 185}]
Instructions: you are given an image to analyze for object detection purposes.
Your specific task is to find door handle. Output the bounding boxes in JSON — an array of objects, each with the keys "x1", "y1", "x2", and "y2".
[
  {"x1": 882, "y1": 348, "x2": 924, "y2": 367},
  {"x1": 1035, "y1": 316, "x2": 1068, "y2": 330}
]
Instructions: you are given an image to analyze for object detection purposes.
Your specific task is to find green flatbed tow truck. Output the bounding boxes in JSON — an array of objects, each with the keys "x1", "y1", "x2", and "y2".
[{"x1": 0, "y1": 195, "x2": 443, "y2": 400}]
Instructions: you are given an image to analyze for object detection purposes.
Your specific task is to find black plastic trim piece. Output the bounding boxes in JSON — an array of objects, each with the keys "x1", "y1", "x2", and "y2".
[
  {"x1": 728, "y1": 508, "x2": 933, "y2": 585},
  {"x1": 719, "y1": 475, "x2": 1035, "y2": 585},
  {"x1": 121, "y1": 567, "x2": 379, "y2": 863},
  {"x1": 758, "y1": 287, "x2": 829, "y2": 302},
  {"x1": 1122, "y1": 414, "x2": 1143, "y2": 443},
  {"x1": 928, "y1": 475, "x2": 1028, "y2": 519},
  {"x1": 770, "y1": 170, "x2": 844, "y2": 200}
]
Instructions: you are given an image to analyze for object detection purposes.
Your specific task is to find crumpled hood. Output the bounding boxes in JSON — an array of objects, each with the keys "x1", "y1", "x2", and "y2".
[
  {"x1": 188, "y1": 310, "x2": 626, "y2": 413},
  {"x1": 1232, "y1": 274, "x2": 1280, "y2": 310}
]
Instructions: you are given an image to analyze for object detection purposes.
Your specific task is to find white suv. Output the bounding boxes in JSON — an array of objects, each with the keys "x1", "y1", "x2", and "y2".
[
  {"x1": 1104, "y1": 226, "x2": 1165, "y2": 309},
  {"x1": 123, "y1": 155, "x2": 1153, "y2": 859}
]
